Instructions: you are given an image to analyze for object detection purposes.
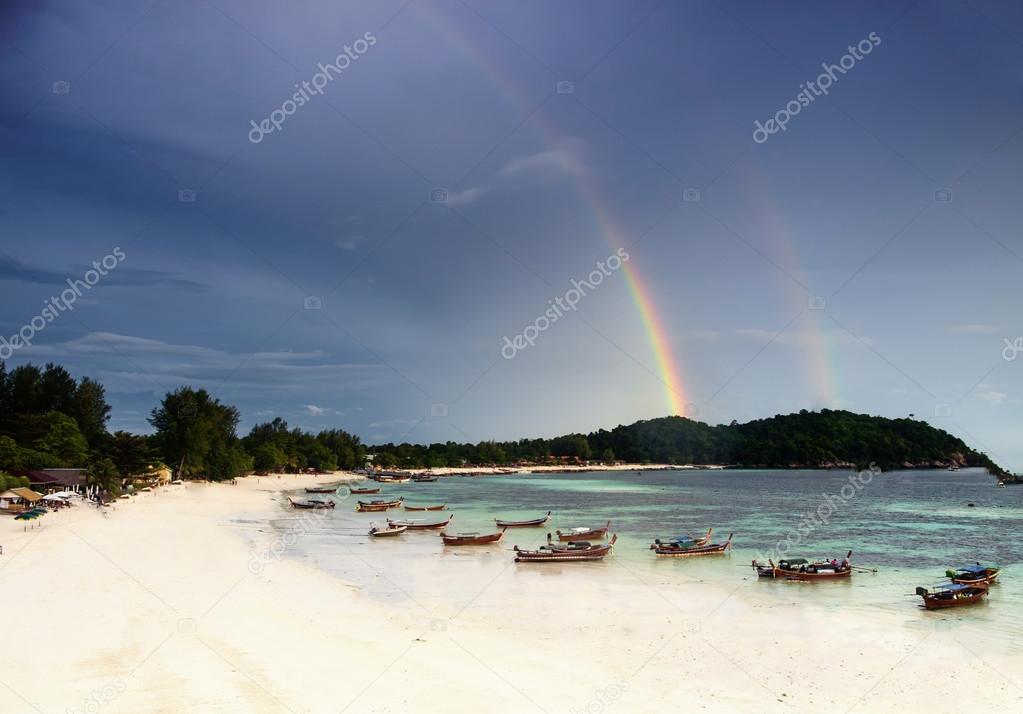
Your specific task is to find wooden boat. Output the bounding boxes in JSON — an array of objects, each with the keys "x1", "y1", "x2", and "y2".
[
  {"x1": 369, "y1": 524, "x2": 407, "y2": 537},
  {"x1": 371, "y1": 473, "x2": 412, "y2": 483},
  {"x1": 440, "y1": 529, "x2": 505, "y2": 546},
  {"x1": 412, "y1": 474, "x2": 439, "y2": 482},
  {"x1": 917, "y1": 582, "x2": 988, "y2": 610},
  {"x1": 355, "y1": 497, "x2": 403, "y2": 512},
  {"x1": 514, "y1": 534, "x2": 618, "y2": 562},
  {"x1": 288, "y1": 497, "x2": 335, "y2": 510},
  {"x1": 495, "y1": 511, "x2": 551, "y2": 528},
  {"x1": 753, "y1": 551, "x2": 853, "y2": 580},
  {"x1": 653, "y1": 533, "x2": 732, "y2": 557},
  {"x1": 387, "y1": 515, "x2": 453, "y2": 530},
  {"x1": 650, "y1": 528, "x2": 713, "y2": 550},
  {"x1": 555, "y1": 521, "x2": 610, "y2": 541},
  {"x1": 404, "y1": 503, "x2": 446, "y2": 511},
  {"x1": 349, "y1": 486, "x2": 381, "y2": 495},
  {"x1": 947, "y1": 564, "x2": 1000, "y2": 587},
  {"x1": 305, "y1": 485, "x2": 338, "y2": 494}
]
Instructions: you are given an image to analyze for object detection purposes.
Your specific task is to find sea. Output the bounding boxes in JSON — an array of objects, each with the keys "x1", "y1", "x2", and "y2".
[{"x1": 264, "y1": 467, "x2": 1023, "y2": 646}]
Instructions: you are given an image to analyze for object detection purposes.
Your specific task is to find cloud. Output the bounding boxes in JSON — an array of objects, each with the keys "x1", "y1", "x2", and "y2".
[
  {"x1": 0, "y1": 254, "x2": 206, "y2": 291},
  {"x1": 17, "y1": 332, "x2": 394, "y2": 395},
  {"x1": 305, "y1": 404, "x2": 326, "y2": 416},
  {"x1": 447, "y1": 138, "x2": 592, "y2": 206},
  {"x1": 976, "y1": 390, "x2": 1007, "y2": 405},
  {"x1": 369, "y1": 418, "x2": 419, "y2": 428},
  {"x1": 943, "y1": 324, "x2": 1001, "y2": 334},
  {"x1": 334, "y1": 236, "x2": 364, "y2": 251},
  {"x1": 734, "y1": 328, "x2": 870, "y2": 348}
]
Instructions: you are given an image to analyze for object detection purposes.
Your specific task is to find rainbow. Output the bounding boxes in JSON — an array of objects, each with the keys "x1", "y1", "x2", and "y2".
[{"x1": 417, "y1": 7, "x2": 689, "y2": 414}]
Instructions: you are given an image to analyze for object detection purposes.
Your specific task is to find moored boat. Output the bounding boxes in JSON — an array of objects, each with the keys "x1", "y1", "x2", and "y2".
[
  {"x1": 355, "y1": 497, "x2": 404, "y2": 512},
  {"x1": 305, "y1": 485, "x2": 339, "y2": 494},
  {"x1": 288, "y1": 497, "x2": 336, "y2": 510},
  {"x1": 653, "y1": 532, "x2": 732, "y2": 557},
  {"x1": 404, "y1": 503, "x2": 446, "y2": 511},
  {"x1": 495, "y1": 511, "x2": 551, "y2": 528},
  {"x1": 371, "y1": 472, "x2": 412, "y2": 483},
  {"x1": 440, "y1": 529, "x2": 505, "y2": 546},
  {"x1": 514, "y1": 534, "x2": 618, "y2": 562},
  {"x1": 387, "y1": 515, "x2": 453, "y2": 530},
  {"x1": 753, "y1": 551, "x2": 852, "y2": 580},
  {"x1": 349, "y1": 486, "x2": 381, "y2": 495},
  {"x1": 917, "y1": 582, "x2": 989, "y2": 609},
  {"x1": 369, "y1": 524, "x2": 407, "y2": 537},
  {"x1": 555, "y1": 520, "x2": 611, "y2": 541},
  {"x1": 947, "y1": 564, "x2": 1000, "y2": 586},
  {"x1": 412, "y1": 474, "x2": 439, "y2": 482},
  {"x1": 650, "y1": 528, "x2": 713, "y2": 550}
]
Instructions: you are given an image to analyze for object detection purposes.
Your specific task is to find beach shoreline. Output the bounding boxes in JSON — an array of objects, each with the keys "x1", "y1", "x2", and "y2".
[{"x1": 1, "y1": 473, "x2": 1020, "y2": 713}]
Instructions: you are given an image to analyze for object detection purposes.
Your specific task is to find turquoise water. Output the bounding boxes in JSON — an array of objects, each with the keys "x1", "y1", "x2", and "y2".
[{"x1": 273, "y1": 468, "x2": 1023, "y2": 640}]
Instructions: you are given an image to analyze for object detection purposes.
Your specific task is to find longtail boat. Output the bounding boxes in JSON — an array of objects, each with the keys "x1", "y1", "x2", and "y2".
[
  {"x1": 369, "y1": 524, "x2": 407, "y2": 537},
  {"x1": 404, "y1": 503, "x2": 446, "y2": 511},
  {"x1": 753, "y1": 551, "x2": 853, "y2": 580},
  {"x1": 349, "y1": 486, "x2": 381, "y2": 495},
  {"x1": 288, "y1": 497, "x2": 335, "y2": 510},
  {"x1": 917, "y1": 582, "x2": 988, "y2": 610},
  {"x1": 412, "y1": 474, "x2": 439, "y2": 482},
  {"x1": 653, "y1": 533, "x2": 732, "y2": 557},
  {"x1": 946, "y1": 564, "x2": 1000, "y2": 587},
  {"x1": 555, "y1": 520, "x2": 611, "y2": 541},
  {"x1": 305, "y1": 485, "x2": 339, "y2": 494},
  {"x1": 650, "y1": 528, "x2": 713, "y2": 550},
  {"x1": 514, "y1": 534, "x2": 618, "y2": 562},
  {"x1": 371, "y1": 473, "x2": 412, "y2": 483},
  {"x1": 495, "y1": 511, "x2": 551, "y2": 528},
  {"x1": 440, "y1": 529, "x2": 505, "y2": 546},
  {"x1": 356, "y1": 497, "x2": 403, "y2": 512},
  {"x1": 387, "y1": 515, "x2": 453, "y2": 530}
]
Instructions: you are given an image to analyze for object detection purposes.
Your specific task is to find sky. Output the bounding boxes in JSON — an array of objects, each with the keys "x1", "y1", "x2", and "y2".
[{"x1": 1, "y1": 0, "x2": 1022, "y2": 468}]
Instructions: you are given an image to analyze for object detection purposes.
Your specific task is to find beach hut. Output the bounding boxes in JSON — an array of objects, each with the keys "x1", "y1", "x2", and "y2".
[{"x1": 0, "y1": 487, "x2": 44, "y2": 513}]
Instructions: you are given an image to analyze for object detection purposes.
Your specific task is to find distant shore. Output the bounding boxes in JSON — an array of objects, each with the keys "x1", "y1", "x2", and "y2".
[{"x1": 385, "y1": 463, "x2": 725, "y2": 476}]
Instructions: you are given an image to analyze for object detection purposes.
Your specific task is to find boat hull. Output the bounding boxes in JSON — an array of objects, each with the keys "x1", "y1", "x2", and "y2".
[
  {"x1": 515, "y1": 534, "x2": 617, "y2": 562},
  {"x1": 495, "y1": 511, "x2": 551, "y2": 528},
  {"x1": 653, "y1": 534, "x2": 733, "y2": 558},
  {"x1": 441, "y1": 531, "x2": 504, "y2": 545},
  {"x1": 387, "y1": 516, "x2": 453, "y2": 530},
  {"x1": 404, "y1": 504, "x2": 446, "y2": 511},
  {"x1": 921, "y1": 587, "x2": 988, "y2": 610}
]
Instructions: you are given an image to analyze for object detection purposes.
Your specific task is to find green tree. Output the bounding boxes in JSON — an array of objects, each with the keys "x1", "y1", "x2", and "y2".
[
  {"x1": 149, "y1": 387, "x2": 246, "y2": 480},
  {"x1": 87, "y1": 457, "x2": 121, "y2": 495},
  {"x1": 104, "y1": 431, "x2": 159, "y2": 477},
  {"x1": 32, "y1": 412, "x2": 90, "y2": 466},
  {"x1": 72, "y1": 377, "x2": 111, "y2": 447}
]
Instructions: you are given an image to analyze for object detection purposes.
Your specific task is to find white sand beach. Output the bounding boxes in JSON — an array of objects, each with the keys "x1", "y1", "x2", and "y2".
[{"x1": 2, "y1": 475, "x2": 1020, "y2": 713}]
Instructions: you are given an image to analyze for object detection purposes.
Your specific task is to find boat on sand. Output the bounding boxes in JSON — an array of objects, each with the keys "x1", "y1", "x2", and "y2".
[{"x1": 916, "y1": 582, "x2": 988, "y2": 609}]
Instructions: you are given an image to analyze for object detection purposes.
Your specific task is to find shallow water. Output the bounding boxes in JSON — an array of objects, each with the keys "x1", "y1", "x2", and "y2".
[{"x1": 273, "y1": 468, "x2": 1022, "y2": 644}]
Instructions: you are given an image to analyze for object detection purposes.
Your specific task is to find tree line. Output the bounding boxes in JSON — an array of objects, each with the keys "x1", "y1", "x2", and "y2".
[{"x1": 0, "y1": 361, "x2": 1008, "y2": 489}]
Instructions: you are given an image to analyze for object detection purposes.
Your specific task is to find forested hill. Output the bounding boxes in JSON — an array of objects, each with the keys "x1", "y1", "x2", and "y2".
[
  {"x1": 372, "y1": 409, "x2": 1009, "y2": 478},
  {"x1": 583, "y1": 410, "x2": 1008, "y2": 476}
]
